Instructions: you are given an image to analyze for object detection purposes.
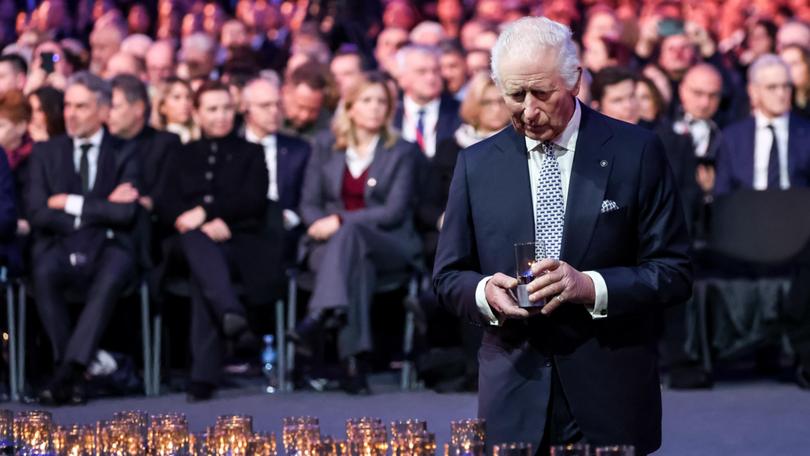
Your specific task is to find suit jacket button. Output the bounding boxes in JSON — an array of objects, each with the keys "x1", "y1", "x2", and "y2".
[
  {"x1": 544, "y1": 360, "x2": 552, "y2": 368},
  {"x1": 203, "y1": 195, "x2": 214, "y2": 204},
  {"x1": 208, "y1": 156, "x2": 216, "y2": 164},
  {"x1": 205, "y1": 171, "x2": 213, "y2": 180},
  {"x1": 367, "y1": 177, "x2": 377, "y2": 187}
]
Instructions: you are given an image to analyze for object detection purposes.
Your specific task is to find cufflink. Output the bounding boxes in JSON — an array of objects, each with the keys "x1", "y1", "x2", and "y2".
[{"x1": 367, "y1": 178, "x2": 377, "y2": 187}]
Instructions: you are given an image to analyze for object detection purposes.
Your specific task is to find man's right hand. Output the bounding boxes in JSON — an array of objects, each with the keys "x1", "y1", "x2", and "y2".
[
  {"x1": 484, "y1": 273, "x2": 540, "y2": 320},
  {"x1": 175, "y1": 206, "x2": 207, "y2": 233},
  {"x1": 108, "y1": 183, "x2": 139, "y2": 203}
]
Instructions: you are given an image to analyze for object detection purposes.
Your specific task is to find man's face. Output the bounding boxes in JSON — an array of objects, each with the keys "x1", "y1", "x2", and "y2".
[
  {"x1": 245, "y1": 81, "x2": 282, "y2": 137},
  {"x1": 749, "y1": 64, "x2": 793, "y2": 118},
  {"x1": 440, "y1": 52, "x2": 467, "y2": 93},
  {"x1": 498, "y1": 48, "x2": 579, "y2": 141},
  {"x1": 104, "y1": 53, "x2": 140, "y2": 80},
  {"x1": 183, "y1": 48, "x2": 215, "y2": 80},
  {"x1": 679, "y1": 70, "x2": 722, "y2": 120},
  {"x1": 194, "y1": 90, "x2": 235, "y2": 137},
  {"x1": 595, "y1": 79, "x2": 639, "y2": 124},
  {"x1": 466, "y1": 51, "x2": 490, "y2": 77},
  {"x1": 107, "y1": 89, "x2": 145, "y2": 139},
  {"x1": 781, "y1": 47, "x2": 809, "y2": 90},
  {"x1": 64, "y1": 84, "x2": 108, "y2": 139},
  {"x1": 402, "y1": 51, "x2": 442, "y2": 103},
  {"x1": 0, "y1": 117, "x2": 27, "y2": 150},
  {"x1": 90, "y1": 27, "x2": 122, "y2": 74},
  {"x1": 146, "y1": 45, "x2": 175, "y2": 84},
  {"x1": 283, "y1": 83, "x2": 324, "y2": 130},
  {"x1": 221, "y1": 21, "x2": 249, "y2": 49},
  {"x1": 0, "y1": 62, "x2": 23, "y2": 95},
  {"x1": 375, "y1": 28, "x2": 408, "y2": 73},
  {"x1": 330, "y1": 54, "x2": 363, "y2": 98},
  {"x1": 658, "y1": 34, "x2": 696, "y2": 77}
]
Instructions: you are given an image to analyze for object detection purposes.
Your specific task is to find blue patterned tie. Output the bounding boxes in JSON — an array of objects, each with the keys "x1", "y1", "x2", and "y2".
[{"x1": 535, "y1": 141, "x2": 565, "y2": 261}]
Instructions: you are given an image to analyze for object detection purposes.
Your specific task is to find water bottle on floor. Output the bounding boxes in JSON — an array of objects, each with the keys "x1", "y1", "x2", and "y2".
[{"x1": 262, "y1": 334, "x2": 278, "y2": 393}]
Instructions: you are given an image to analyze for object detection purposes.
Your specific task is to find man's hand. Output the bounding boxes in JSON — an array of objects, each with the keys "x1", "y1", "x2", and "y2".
[
  {"x1": 484, "y1": 273, "x2": 541, "y2": 320},
  {"x1": 696, "y1": 164, "x2": 715, "y2": 193},
  {"x1": 16, "y1": 219, "x2": 30, "y2": 236},
  {"x1": 527, "y1": 259, "x2": 596, "y2": 315},
  {"x1": 201, "y1": 218, "x2": 232, "y2": 242},
  {"x1": 175, "y1": 206, "x2": 206, "y2": 233},
  {"x1": 108, "y1": 182, "x2": 139, "y2": 203},
  {"x1": 307, "y1": 214, "x2": 341, "y2": 241},
  {"x1": 139, "y1": 196, "x2": 154, "y2": 211},
  {"x1": 47, "y1": 193, "x2": 68, "y2": 210}
]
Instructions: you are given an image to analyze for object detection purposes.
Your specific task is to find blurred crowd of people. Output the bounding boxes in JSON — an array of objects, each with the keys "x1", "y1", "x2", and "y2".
[{"x1": 1, "y1": 0, "x2": 810, "y2": 404}]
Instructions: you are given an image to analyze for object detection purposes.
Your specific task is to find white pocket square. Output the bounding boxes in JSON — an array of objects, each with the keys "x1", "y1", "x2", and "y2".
[{"x1": 601, "y1": 200, "x2": 620, "y2": 213}]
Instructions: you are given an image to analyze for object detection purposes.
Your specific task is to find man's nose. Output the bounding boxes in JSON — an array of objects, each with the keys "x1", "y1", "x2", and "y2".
[{"x1": 523, "y1": 93, "x2": 541, "y2": 119}]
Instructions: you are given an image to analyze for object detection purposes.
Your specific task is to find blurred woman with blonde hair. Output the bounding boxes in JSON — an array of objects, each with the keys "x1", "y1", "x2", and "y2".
[{"x1": 151, "y1": 76, "x2": 200, "y2": 143}]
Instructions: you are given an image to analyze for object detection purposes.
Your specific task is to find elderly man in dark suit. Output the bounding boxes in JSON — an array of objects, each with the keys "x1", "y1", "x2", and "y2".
[
  {"x1": 27, "y1": 72, "x2": 140, "y2": 405},
  {"x1": 715, "y1": 54, "x2": 810, "y2": 197},
  {"x1": 242, "y1": 77, "x2": 311, "y2": 264},
  {"x1": 433, "y1": 17, "x2": 692, "y2": 455}
]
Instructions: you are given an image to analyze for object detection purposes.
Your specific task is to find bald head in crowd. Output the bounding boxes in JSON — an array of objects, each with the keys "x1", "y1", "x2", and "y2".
[
  {"x1": 243, "y1": 78, "x2": 282, "y2": 138},
  {"x1": 777, "y1": 21, "x2": 810, "y2": 52},
  {"x1": 397, "y1": 45, "x2": 443, "y2": 104},
  {"x1": 410, "y1": 21, "x2": 447, "y2": 47},
  {"x1": 104, "y1": 52, "x2": 146, "y2": 81},
  {"x1": 89, "y1": 23, "x2": 126, "y2": 75},
  {"x1": 146, "y1": 41, "x2": 176, "y2": 86},
  {"x1": 679, "y1": 63, "x2": 723, "y2": 121}
]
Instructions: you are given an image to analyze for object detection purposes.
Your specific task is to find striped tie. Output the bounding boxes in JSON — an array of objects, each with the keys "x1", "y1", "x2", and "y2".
[{"x1": 415, "y1": 108, "x2": 426, "y2": 152}]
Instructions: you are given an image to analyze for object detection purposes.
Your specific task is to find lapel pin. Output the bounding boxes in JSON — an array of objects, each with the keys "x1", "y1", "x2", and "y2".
[
  {"x1": 368, "y1": 177, "x2": 377, "y2": 187},
  {"x1": 600, "y1": 160, "x2": 608, "y2": 168}
]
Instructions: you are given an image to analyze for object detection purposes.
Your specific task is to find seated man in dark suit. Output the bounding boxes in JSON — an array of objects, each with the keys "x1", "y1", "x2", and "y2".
[
  {"x1": 107, "y1": 74, "x2": 182, "y2": 269},
  {"x1": 27, "y1": 72, "x2": 140, "y2": 405},
  {"x1": 715, "y1": 54, "x2": 810, "y2": 197},
  {"x1": 0, "y1": 150, "x2": 15, "y2": 243},
  {"x1": 155, "y1": 81, "x2": 270, "y2": 401},
  {"x1": 242, "y1": 77, "x2": 311, "y2": 264}
]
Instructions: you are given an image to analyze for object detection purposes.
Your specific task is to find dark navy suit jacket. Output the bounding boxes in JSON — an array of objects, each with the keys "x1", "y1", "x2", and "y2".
[
  {"x1": 0, "y1": 149, "x2": 15, "y2": 243},
  {"x1": 276, "y1": 133, "x2": 311, "y2": 212},
  {"x1": 393, "y1": 93, "x2": 461, "y2": 148},
  {"x1": 714, "y1": 113, "x2": 810, "y2": 197},
  {"x1": 433, "y1": 103, "x2": 692, "y2": 455}
]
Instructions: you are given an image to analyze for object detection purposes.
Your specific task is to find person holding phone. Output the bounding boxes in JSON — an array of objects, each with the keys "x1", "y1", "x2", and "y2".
[{"x1": 24, "y1": 41, "x2": 71, "y2": 95}]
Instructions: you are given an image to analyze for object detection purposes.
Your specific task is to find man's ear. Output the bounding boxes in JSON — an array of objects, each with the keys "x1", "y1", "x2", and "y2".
[{"x1": 571, "y1": 67, "x2": 583, "y2": 97}]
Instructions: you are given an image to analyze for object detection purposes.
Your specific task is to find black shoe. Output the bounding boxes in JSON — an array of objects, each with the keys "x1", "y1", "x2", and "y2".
[
  {"x1": 669, "y1": 363, "x2": 713, "y2": 389},
  {"x1": 796, "y1": 365, "x2": 810, "y2": 390},
  {"x1": 186, "y1": 381, "x2": 216, "y2": 402},
  {"x1": 69, "y1": 378, "x2": 87, "y2": 406},
  {"x1": 340, "y1": 356, "x2": 371, "y2": 395},
  {"x1": 38, "y1": 363, "x2": 78, "y2": 406},
  {"x1": 223, "y1": 313, "x2": 249, "y2": 338},
  {"x1": 286, "y1": 316, "x2": 322, "y2": 358}
]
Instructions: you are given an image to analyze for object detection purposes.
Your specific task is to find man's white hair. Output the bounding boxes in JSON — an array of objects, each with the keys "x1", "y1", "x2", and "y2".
[
  {"x1": 490, "y1": 17, "x2": 581, "y2": 90},
  {"x1": 395, "y1": 44, "x2": 441, "y2": 73},
  {"x1": 409, "y1": 21, "x2": 446, "y2": 44},
  {"x1": 748, "y1": 53, "x2": 792, "y2": 85},
  {"x1": 181, "y1": 32, "x2": 216, "y2": 56}
]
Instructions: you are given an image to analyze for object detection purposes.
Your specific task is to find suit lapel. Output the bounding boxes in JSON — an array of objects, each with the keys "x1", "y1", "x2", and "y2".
[
  {"x1": 60, "y1": 136, "x2": 83, "y2": 194},
  {"x1": 492, "y1": 127, "x2": 534, "y2": 246},
  {"x1": 560, "y1": 106, "x2": 614, "y2": 267},
  {"x1": 744, "y1": 118, "x2": 756, "y2": 188},
  {"x1": 364, "y1": 139, "x2": 389, "y2": 200},
  {"x1": 326, "y1": 148, "x2": 347, "y2": 203},
  {"x1": 91, "y1": 132, "x2": 114, "y2": 197},
  {"x1": 276, "y1": 135, "x2": 290, "y2": 202},
  {"x1": 787, "y1": 113, "x2": 805, "y2": 182}
]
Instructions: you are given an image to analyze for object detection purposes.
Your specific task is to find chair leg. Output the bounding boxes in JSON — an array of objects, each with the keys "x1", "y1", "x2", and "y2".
[
  {"x1": 285, "y1": 273, "x2": 297, "y2": 392},
  {"x1": 5, "y1": 277, "x2": 18, "y2": 401},
  {"x1": 152, "y1": 314, "x2": 162, "y2": 395},
  {"x1": 275, "y1": 299, "x2": 286, "y2": 393},
  {"x1": 140, "y1": 282, "x2": 152, "y2": 396},
  {"x1": 17, "y1": 281, "x2": 25, "y2": 399},
  {"x1": 401, "y1": 276, "x2": 419, "y2": 391}
]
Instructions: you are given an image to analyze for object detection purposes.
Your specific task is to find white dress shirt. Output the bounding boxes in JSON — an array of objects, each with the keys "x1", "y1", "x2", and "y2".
[
  {"x1": 64, "y1": 128, "x2": 105, "y2": 222},
  {"x1": 685, "y1": 114, "x2": 712, "y2": 158},
  {"x1": 473, "y1": 100, "x2": 609, "y2": 325},
  {"x1": 753, "y1": 112, "x2": 790, "y2": 190},
  {"x1": 401, "y1": 96, "x2": 440, "y2": 158},
  {"x1": 345, "y1": 135, "x2": 380, "y2": 178},
  {"x1": 245, "y1": 128, "x2": 303, "y2": 229}
]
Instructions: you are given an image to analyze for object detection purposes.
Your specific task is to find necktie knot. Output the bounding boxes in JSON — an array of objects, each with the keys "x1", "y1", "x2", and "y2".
[{"x1": 540, "y1": 141, "x2": 555, "y2": 158}]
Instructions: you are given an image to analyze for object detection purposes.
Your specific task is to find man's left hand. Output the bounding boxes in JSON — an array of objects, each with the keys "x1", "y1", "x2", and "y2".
[
  {"x1": 527, "y1": 259, "x2": 596, "y2": 315},
  {"x1": 47, "y1": 193, "x2": 68, "y2": 210}
]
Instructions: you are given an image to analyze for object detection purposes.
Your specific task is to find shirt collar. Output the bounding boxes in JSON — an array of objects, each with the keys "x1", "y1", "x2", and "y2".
[
  {"x1": 346, "y1": 135, "x2": 381, "y2": 161},
  {"x1": 74, "y1": 128, "x2": 104, "y2": 149},
  {"x1": 404, "y1": 95, "x2": 440, "y2": 116},
  {"x1": 524, "y1": 98, "x2": 581, "y2": 154},
  {"x1": 245, "y1": 128, "x2": 276, "y2": 147},
  {"x1": 755, "y1": 111, "x2": 789, "y2": 130}
]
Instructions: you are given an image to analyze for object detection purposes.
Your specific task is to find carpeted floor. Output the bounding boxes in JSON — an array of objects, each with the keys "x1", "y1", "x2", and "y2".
[{"x1": 3, "y1": 377, "x2": 810, "y2": 455}]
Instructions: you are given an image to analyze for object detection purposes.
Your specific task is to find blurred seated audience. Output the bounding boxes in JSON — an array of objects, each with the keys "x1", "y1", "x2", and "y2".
[
  {"x1": 242, "y1": 77, "x2": 311, "y2": 263},
  {"x1": 24, "y1": 41, "x2": 72, "y2": 94},
  {"x1": 438, "y1": 39, "x2": 468, "y2": 101},
  {"x1": 374, "y1": 27, "x2": 409, "y2": 77},
  {"x1": 154, "y1": 81, "x2": 273, "y2": 401},
  {"x1": 715, "y1": 54, "x2": 810, "y2": 197},
  {"x1": 145, "y1": 40, "x2": 177, "y2": 88},
  {"x1": 152, "y1": 77, "x2": 199, "y2": 144},
  {"x1": 410, "y1": 21, "x2": 447, "y2": 47},
  {"x1": 294, "y1": 72, "x2": 421, "y2": 394},
  {"x1": 28, "y1": 86, "x2": 65, "y2": 142},
  {"x1": 103, "y1": 51, "x2": 147, "y2": 81},
  {"x1": 0, "y1": 148, "x2": 14, "y2": 245},
  {"x1": 635, "y1": 75, "x2": 666, "y2": 127},
  {"x1": 0, "y1": 54, "x2": 28, "y2": 96},
  {"x1": 27, "y1": 72, "x2": 140, "y2": 406},
  {"x1": 330, "y1": 45, "x2": 365, "y2": 101}
]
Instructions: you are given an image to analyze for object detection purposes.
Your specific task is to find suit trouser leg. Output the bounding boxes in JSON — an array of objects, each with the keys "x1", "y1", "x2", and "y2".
[
  {"x1": 180, "y1": 230, "x2": 243, "y2": 319},
  {"x1": 65, "y1": 245, "x2": 135, "y2": 366},
  {"x1": 32, "y1": 248, "x2": 73, "y2": 363},
  {"x1": 189, "y1": 277, "x2": 224, "y2": 384},
  {"x1": 538, "y1": 365, "x2": 583, "y2": 455},
  {"x1": 308, "y1": 222, "x2": 414, "y2": 358}
]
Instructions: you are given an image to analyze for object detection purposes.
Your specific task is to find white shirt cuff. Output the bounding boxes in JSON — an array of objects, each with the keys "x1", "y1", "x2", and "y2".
[
  {"x1": 583, "y1": 271, "x2": 608, "y2": 319},
  {"x1": 283, "y1": 209, "x2": 301, "y2": 229},
  {"x1": 64, "y1": 195, "x2": 84, "y2": 216},
  {"x1": 475, "y1": 275, "x2": 502, "y2": 326}
]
